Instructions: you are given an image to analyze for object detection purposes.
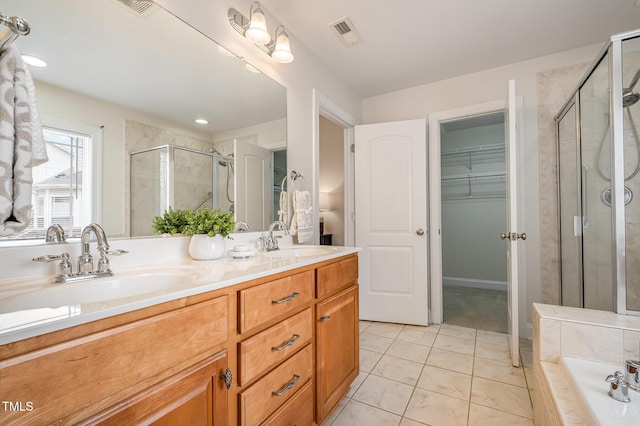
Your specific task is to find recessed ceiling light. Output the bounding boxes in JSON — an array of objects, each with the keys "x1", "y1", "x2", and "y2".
[
  {"x1": 195, "y1": 118, "x2": 209, "y2": 125},
  {"x1": 22, "y1": 54, "x2": 47, "y2": 68}
]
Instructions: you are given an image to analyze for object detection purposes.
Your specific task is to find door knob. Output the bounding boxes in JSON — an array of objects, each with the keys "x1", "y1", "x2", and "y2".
[
  {"x1": 416, "y1": 228, "x2": 425, "y2": 236},
  {"x1": 500, "y1": 232, "x2": 527, "y2": 241}
]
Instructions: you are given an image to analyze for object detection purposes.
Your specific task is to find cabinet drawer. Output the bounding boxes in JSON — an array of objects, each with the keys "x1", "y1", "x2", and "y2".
[
  {"x1": 0, "y1": 296, "x2": 228, "y2": 425},
  {"x1": 239, "y1": 270, "x2": 314, "y2": 333},
  {"x1": 239, "y1": 308, "x2": 313, "y2": 386},
  {"x1": 316, "y1": 255, "x2": 358, "y2": 298},
  {"x1": 260, "y1": 380, "x2": 314, "y2": 426},
  {"x1": 239, "y1": 344, "x2": 313, "y2": 426}
]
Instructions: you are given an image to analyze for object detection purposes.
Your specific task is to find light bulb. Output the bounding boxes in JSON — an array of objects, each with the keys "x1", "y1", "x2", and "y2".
[
  {"x1": 271, "y1": 28, "x2": 294, "y2": 63},
  {"x1": 245, "y1": 3, "x2": 270, "y2": 45}
]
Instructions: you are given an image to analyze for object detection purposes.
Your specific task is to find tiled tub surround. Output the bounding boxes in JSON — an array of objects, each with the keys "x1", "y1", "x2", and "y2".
[
  {"x1": 532, "y1": 303, "x2": 640, "y2": 425},
  {"x1": 0, "y1": 232, "x2": 353, "y2": 344}
]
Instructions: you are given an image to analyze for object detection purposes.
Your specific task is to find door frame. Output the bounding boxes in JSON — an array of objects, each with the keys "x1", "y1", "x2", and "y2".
[
  {"x1": 312, "y1": 89, "x2": 357, "y2": 246},
  {"x1": 428, "y1": 98, "x2": 524, "y2": 327}
]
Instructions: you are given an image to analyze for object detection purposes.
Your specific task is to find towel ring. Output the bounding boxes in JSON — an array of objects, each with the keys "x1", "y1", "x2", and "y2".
[{"x1": 290, "y1": 171, "x2": 307, "y2": 190}]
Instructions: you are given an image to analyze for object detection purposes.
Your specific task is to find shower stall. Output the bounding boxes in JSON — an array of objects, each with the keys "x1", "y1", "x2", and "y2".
[
  {"x1": 556, "y1": 29, "x2": 640, "y2": 315},
  {"x1": 130, "y1": 145, "x2": 234, "y2": 237}
]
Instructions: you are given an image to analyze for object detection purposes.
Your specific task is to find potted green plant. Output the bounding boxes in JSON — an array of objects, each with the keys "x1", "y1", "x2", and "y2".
[
  {"x1": 151, "y1": 208, "x2": 189, "y2": 236},
  {"x1": 152, "y1": 207, "x2": 235, "y2": 260}
]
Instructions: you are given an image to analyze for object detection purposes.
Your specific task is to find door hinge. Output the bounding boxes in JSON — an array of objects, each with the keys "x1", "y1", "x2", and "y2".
[{"x1": 350, "y1": 143, "x2": 355, "y2": 153}]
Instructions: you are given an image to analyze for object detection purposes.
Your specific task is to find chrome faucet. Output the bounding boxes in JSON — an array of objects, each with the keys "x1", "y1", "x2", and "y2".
[
  {"x1": 78, "y1": 223, "x2": 111, "y2": 274},
  {"x1": 261, "y1": 221, "x2": 289, "y2": 251},
  {"x1": 33, "y1": 223, "x2": 128, "y2": 284},
  {"x1": 45, "y1": 224, "x2": 66, "y2": 243},
  {"x1": 606, "y1": 371, "x2": 631, "y2": 403}
]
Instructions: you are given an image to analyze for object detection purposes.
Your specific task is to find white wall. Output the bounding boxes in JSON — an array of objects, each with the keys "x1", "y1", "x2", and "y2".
[{"x1": 363, "y1": 43, "x2": 604, "y2": 335}]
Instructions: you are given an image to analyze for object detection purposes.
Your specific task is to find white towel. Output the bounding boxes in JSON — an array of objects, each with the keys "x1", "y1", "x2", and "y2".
[
  {"x1": 278, "y1": 190, "x2": 288, "y2": 225},
  {"x1": 289, "y1": 190, "x2": 313, "y2": 244},
  {"x1": 0, "y1": 45, "x2": 46, "y2": 236}
]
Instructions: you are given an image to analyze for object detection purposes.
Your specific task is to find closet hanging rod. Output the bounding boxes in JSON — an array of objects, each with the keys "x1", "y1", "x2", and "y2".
[{"x1": 441, "y1": 171, "x2": 506, "y2": 182}]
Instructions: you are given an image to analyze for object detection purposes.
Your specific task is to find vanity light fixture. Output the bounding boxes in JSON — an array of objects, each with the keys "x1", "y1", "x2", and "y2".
[{"x1": 228, "y1": 4, "x2": 295, "y2": 64}]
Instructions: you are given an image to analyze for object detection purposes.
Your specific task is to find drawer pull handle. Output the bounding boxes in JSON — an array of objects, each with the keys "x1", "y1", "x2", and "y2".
[
  {"x1": 272, "y1": 334, "x2": 300, "y2": 351},
  {"x1": 272, "y1": 374, "x2": 301, "y2": 397},
  {"x1": 320, "y1": 316, "x2": 331, "y2": 322},
  {"x1": 272, "y1": 292, "x2": 300, "y2": 305}
]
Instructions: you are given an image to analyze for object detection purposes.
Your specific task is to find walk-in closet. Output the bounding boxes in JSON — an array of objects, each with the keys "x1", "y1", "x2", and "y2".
[{"x1": 440, "y1": 112, "x2": 508, "y2": 333}]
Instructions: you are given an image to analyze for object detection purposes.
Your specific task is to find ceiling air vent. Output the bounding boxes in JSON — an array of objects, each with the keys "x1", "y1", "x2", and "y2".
[
  {"x1": 329, "y1": 17, "x2": 363, "y2": 47},
  {"x1": 116, "y1": 0, "x2": 156, "y2": 15}
]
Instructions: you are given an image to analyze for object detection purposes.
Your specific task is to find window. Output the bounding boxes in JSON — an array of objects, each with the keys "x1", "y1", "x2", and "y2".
[{"x1": 0, "y1": 126, "x2": 94, "y2": 241}]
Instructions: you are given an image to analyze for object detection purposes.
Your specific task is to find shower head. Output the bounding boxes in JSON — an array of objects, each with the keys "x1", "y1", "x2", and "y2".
[{"x1": 623, "y1": 90, "x2": 640, "y2": 108}]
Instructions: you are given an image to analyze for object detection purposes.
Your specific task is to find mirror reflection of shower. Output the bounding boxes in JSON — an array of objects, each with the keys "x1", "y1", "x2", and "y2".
[
  {"x1": 209, "y1": 147, "x2": 235, "y2": 213},
  {"x1": 129, "y1": 144, "x2": 235, "y2": 236},
  {"x1": 597, "y1": 66, "x2": 640, "y2": 205}
]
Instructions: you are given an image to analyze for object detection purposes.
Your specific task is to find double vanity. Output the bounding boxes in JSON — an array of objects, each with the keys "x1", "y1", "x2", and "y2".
[{"x1": 0, "y1": 235, "x2": 360, "y2": 425}]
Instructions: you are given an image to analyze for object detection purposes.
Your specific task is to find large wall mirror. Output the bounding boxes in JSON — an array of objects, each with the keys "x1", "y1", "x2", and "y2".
[{"x1": 0, "y1": 0, "x2": 287, "y2": 241}]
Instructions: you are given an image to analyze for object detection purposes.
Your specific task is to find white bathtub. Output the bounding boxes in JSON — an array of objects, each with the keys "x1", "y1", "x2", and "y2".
[{"x1": 560, "y1": 356, "x2": 640, "y2": 426}]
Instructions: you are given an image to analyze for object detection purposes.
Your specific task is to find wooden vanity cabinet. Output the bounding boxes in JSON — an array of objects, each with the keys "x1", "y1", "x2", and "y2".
[
  {"x1": 86, "y1": 349, "x2": 229, "y2": 425},
  {"x1": 0, "y1": 253, "x2": 359, "y2": 426},
  {"x1": 315, "y1": 255, "x2": 359, "y2": 423}
]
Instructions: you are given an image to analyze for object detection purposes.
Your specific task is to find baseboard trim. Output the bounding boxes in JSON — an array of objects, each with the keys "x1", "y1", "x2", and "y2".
[{"x1": 443, "y1": 276, "x2": 507, "y2": 291}]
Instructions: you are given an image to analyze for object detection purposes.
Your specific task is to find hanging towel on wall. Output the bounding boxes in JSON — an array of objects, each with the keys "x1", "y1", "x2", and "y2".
[
  {"x1": 290, "y1": 189, "x2": 313, "y2": 244},
  {"x1": 0, "y1": 45, "x2": 47, "y2": 236}
]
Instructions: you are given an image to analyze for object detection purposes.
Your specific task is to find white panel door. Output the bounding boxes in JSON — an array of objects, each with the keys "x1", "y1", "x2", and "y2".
[
  {"x1": 504, "y1": 79, "x2": 521, "y2": 367},
  {"x1": 355, "y1": 119, "x2": 428, "y2": 325},
  {"x1": 234, "y1": 140, "x2": 272, "y2": 231}
]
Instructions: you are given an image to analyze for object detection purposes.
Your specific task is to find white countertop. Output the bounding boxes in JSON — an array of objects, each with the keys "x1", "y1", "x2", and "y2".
[{"x1": 0, "y1": 241, "x2": 359, "y2": 346}]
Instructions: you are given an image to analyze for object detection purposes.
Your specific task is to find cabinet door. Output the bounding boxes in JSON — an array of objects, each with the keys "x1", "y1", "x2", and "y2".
[
  {"x1": 316, "y1": 286, "x2": 359, "y2": 422},
  {"x1": 89, "y1": 350, "x2": 229, "y2": 426}
]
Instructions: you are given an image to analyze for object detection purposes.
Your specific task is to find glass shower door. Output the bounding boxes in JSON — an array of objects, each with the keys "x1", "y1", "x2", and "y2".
[
  {"x1": 580, "y1": 55, "x2": 614, "y2": 311},
  {"x1": 558, "y1": 103, "x2": 582, "y2": 307}
]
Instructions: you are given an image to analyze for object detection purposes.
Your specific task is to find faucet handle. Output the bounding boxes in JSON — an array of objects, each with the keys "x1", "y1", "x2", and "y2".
[
  {"x1": 33, "y1": 254, "x2": 64, "y2": 262},
  {"x1": 104, "y1": 249, "x2": 129, "y2": 256},
  {"x1": 606, "y1": 371, "x2": 631, "y2": 403},
  {"x1": 56, "y1": 253, "x2": 73, "y2": 278}
]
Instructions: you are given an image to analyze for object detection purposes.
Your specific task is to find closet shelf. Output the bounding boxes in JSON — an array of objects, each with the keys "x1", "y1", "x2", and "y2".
[{"x1": 441, "y1": 143, "x2": 505, "y2": 157}]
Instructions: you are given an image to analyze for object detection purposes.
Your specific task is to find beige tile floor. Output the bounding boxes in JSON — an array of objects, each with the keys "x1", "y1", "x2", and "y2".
[{"x1": 324, "y1": 321, "x2": 534, "y2": 426}]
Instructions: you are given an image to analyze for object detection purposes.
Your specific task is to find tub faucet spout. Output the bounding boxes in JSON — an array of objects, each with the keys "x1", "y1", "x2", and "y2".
[{"x1": 625, "y1": 359, "x2": 639, "y2": 391}]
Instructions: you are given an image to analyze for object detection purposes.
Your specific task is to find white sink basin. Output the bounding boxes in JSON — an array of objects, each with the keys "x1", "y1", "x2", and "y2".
[
  {"x1": 0, "y1": 266, "x2": 211, "y2": 312},
  {"x1": 263, "y1": 245, "x2": 339, "y2": 258}
]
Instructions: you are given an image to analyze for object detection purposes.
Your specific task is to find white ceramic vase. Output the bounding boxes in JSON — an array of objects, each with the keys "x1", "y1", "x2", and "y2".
[{"x1": 188, "y1": 234, "x2": 226, "y2": 260}]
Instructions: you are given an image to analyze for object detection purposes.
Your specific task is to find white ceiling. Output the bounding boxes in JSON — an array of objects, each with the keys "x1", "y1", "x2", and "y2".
[{"x1": 262, "y1": 0, "x2": 640, "y2": 97}]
